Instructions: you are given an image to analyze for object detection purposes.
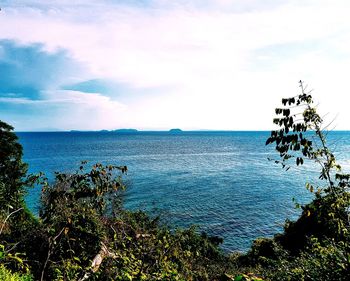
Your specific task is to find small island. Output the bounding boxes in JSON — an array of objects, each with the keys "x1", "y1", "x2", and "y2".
[
  {"x1": 169, "y1": 128, "x2": 183, "y2": 133},
  {"x1": 113, "y1": 129, "x2": 138, "y2": 133}
]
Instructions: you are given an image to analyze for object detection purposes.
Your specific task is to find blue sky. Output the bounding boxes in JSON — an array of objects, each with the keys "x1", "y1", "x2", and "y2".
[{"x1": 1, "y1": 0, "x2": 350, "y2": 131}]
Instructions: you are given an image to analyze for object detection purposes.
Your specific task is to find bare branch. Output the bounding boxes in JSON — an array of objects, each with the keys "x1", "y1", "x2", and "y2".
[
  {"x1": 0, "y1": 207, "x2": 23, "y2": 235},
  {"x1": 79, "y1": 242, "x2": 117, "y2": 281},
  {"x1": 41, "y1": 227, "x2": 66, "y2": 281}
]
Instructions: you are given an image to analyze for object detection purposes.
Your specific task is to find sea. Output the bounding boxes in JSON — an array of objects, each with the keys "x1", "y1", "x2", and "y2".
[{"x1": 16, "y1": 131, "x2": 350, "y2": 252}]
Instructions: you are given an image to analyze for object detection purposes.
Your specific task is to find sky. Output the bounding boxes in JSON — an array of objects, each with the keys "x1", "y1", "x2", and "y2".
[{"x1": 1, "y1": 0, "x2": 350, "y2": 131}]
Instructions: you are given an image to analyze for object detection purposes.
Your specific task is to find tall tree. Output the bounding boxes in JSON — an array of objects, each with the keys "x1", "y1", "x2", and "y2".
[{"x1": 0, "y1": 120, "x2": 28, "y2": 211}]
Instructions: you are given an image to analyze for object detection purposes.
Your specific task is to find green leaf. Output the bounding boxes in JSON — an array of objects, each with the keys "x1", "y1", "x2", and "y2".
[{"x1": 73, "y1": 256, "x2": 81, "y2": 262}]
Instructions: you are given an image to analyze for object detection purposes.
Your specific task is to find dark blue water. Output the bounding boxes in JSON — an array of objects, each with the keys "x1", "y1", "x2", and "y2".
[{"x1": 17, "y1": 131, "x2": 350, "y2": 252}]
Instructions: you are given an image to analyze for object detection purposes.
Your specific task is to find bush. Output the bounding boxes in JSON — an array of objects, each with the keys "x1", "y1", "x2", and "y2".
[
  {"x1": 34, "y1": 163, "x2": 230, "y2": 280},
  {"x1": 0, "y1": 265, "x2": 33, "y2": 281},
  {"x1": 262, "y1": 238, "x2": 350, "y2": 281}
]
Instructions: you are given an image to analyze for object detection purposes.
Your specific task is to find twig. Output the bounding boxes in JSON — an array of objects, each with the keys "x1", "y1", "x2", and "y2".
[
  {"x1": 0, "y1": 207, "x2": 23, "y2": 235},
  {"x1": 41, "y1": 227, "x2": 65, "y2": 281}
]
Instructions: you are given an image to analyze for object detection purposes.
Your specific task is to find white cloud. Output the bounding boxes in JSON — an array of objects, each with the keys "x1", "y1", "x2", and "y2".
[
  {"x1": 43, "y1": 90, "x2": 128, "y2": 130},
  {"x1": 1, "y1": 0, "x2": 350, "y2": 129},
  {"x1": 0, "y1": 90, "x2": 128, "y2": 131}
]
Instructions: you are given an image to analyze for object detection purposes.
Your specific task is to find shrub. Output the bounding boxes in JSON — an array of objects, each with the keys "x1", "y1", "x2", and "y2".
[{"x1": 0, "y1": 265, "x2": 33, "y2": 281}]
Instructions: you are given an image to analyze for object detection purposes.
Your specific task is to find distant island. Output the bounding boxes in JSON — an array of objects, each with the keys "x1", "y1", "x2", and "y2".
[
  {"x1": 113, "y1": 129, "x2": 138, "y2": 133},
  {"x1": 169, "y1": 128, "x2": 183, "y2": 133}
]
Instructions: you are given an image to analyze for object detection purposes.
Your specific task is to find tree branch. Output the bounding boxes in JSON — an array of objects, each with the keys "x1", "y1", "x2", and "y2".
[
  {"x1": 79, "y1": 242, "x2": 117, "y2": 281},
  {"x1": 0, "y1": 207, "x2": 23, "y2": 235},
  {"x1": 41, "y1": 227, "x2": 66, "y2": 281}
]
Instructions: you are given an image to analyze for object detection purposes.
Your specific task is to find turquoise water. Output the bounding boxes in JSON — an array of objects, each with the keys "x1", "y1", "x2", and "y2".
[{"x1": 17, "y1": 131, "x2": 350, "y2": 252}]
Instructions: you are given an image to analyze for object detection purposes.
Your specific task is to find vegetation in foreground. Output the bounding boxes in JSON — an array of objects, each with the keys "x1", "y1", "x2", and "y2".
[{"x1": 0, "y1": 81, "x2": 349, "y2": 280}]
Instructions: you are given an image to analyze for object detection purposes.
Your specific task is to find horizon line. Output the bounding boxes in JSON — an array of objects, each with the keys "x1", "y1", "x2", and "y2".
[{"x1": 15, "y1": 129, "x2": 350, "y2": 133}]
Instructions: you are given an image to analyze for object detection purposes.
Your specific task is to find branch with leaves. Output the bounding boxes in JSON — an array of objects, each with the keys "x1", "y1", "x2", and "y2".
[
  {"x1": 266, "y1": 80, "x2": 350, "y2": 196},
  {"x1": 266, "y1": 81, "x2": 350, "y2": 238}
]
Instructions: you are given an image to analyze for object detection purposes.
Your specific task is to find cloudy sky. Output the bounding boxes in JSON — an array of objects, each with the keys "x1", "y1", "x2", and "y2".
[{"x1": 0, "y1": 0, "x2": 350, "y2": 131}]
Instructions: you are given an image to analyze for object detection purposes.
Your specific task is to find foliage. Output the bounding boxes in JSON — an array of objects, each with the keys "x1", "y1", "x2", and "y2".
[
  {"x1": 266, "y1": 81, "x2": 349, "y2": 194},
  {"x1": 36, "y1": 163, "x2": 127, "y2": 280},
  {"x1": 0, "y1": 121, "x2": 38, "y2": 275},
  {"x1": 247, "y1": 237, "x2": 350, "y2": 281},
  {"x1": 0, "y1": 265, "x2": 33, "y2": 281},
  {"x1": 0, "y1": 120, "x2": 28, "y2": 210},
  {"x1": 0, "y1": 121, "x2": 38, "y2": 233},
  {"x1": 232, "y1": 81, "x2": 350, "y2": 280},
  {"x1": 21, "y1": 161, "x2": 229, "y2": 280},
  {"x1": 232, "y1": 274, "x2": 264, "y2": 281},
  {"x1": 275, "y1": 191, "x2": 350, "y2": 253},
  {"x1": 38, "y1": 190, "x2": 230, "y2": 280},
  {"x1": 265, "y1": 81, "x2": 350, "y2": 251}
]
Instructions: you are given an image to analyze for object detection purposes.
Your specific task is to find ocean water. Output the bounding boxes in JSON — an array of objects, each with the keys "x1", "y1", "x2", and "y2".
[{"x1": 17, "y1": 131, "x2": 350, "y2": 252}]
